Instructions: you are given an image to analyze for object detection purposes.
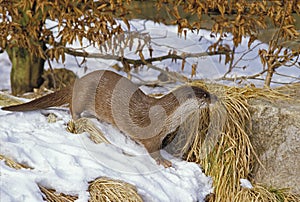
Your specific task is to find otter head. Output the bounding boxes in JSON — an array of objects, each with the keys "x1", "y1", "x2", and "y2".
[
  {"x1": 189, "y1": 86, "x2": 215, "y2": 108},
  {"x1": 173, "y1": 85, "x2": 215, "y2": 109}
]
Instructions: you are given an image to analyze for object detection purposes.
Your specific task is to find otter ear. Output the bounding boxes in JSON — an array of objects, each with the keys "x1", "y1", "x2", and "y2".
[{"x1": 187, "y1": 93, "x2": 193, "y2": 99}]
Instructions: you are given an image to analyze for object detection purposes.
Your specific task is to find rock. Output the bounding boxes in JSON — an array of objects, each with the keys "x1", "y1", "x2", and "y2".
[{"x1": 249, "y1": 98, "x2": 300, "y2": 194}]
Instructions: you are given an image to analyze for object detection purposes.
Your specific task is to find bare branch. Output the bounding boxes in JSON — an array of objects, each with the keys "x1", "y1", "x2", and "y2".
[
  {"x1": 274, "y1": 72, "x2": 300, "y2": 81},
  {"x1": 64, "y1": 47, "x2": 229, "y2": 65},
  {"x1": 216, "y1": 69, "x2": 268, "y2": 82}
]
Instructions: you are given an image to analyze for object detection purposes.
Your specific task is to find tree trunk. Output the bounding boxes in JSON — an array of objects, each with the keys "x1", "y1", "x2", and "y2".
[{"x1": 6, "y1": 47, "x2": 45, "y2": 95}]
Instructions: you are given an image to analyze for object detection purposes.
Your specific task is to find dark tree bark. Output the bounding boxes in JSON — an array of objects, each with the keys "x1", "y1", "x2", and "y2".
[{"x1": 6, "y1": 47, "x2": 45, "y2": 95}]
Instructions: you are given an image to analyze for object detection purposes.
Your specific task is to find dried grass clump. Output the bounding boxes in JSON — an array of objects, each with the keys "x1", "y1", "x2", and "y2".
[
  {"x1": 89, "y1": 177, "x2": 143, "y2": 202},
  {"x1": 0, "y1": 154, "x2": 32, "y2": 170},
  {"x1": 39, "y1": 185, "x2": 78, "y2": 202},
  {"x1": 39, "y1": 176, "x2": 144, "y2": 202},
  {"x1": 182, "y1": 82, "x2": 299, "y2": 202},
  {"x1": 235, "y1": 184, "x2": 300, "y2": 202},
  {"x1": 67, "y1": 117, "x2": 109, "y2": 144}
]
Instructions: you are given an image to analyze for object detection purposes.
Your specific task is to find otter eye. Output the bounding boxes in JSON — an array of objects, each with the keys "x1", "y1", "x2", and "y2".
[{"x1": 203, "y1": 94, "x2": 207, "y2": 98}]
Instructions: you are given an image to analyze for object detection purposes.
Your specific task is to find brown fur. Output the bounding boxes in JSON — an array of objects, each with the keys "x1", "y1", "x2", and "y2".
[{"x1": 2, "y1": 70, "x2": 212, "y2": 167}]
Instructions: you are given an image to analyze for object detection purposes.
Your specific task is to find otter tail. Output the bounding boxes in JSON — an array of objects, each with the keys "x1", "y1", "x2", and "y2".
[{"x1": 1, "y1": 86, "x2": 72, "y2": 112}]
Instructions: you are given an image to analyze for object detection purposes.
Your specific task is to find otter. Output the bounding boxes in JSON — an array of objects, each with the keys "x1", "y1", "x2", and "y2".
[{"x1": 2, "y1": 70, "x2": 212, "y2": 167}]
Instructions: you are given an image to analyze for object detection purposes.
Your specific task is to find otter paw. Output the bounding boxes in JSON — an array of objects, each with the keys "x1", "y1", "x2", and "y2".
[
  {"x1": 150, "y1": 151, "x2": 172, "y2": 168},
  {"x1": 156, "y1": 157, "x2": 172, "y2": 168}
]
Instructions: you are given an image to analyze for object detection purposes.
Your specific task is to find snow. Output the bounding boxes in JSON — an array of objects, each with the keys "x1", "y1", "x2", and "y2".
[
  {"x1": 240, "y1": 179, "x2": 253, "y2": 189},
  {"x1": 0, "y1": 19, "x2": 298, "y2": 201}
]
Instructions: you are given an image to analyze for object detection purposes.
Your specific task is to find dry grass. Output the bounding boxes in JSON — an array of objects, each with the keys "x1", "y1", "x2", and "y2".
[
  {"x1": 67, "y1": 117, "x2": 110, "y2": 144},
  {"x1": 235, "y1": 184, "x2": 300, "y2": 202},
  {"x1": 0, "y1": 154, "x2": 32, "y2": 170},
  {"x1": 39, "y1": 177, "x2": 144, "y2": 202},
  {"x1": 182, "y1": 82, "x2": 300, "y2": 202},
  {"x1": 186, "y1": 83, "x2": 254, "y2": 201},
  {"x1": 38, "y1": 185, "x2": 78, "y2": 202},
  {"x1": 89, "y1": 177, "x2": 143, "y2": 202}
]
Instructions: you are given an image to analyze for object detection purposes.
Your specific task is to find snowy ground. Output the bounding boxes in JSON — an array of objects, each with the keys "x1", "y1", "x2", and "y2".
[
  {"x1": 0, "y1": 20, "x2": 298, "y2": 202},
  {"x1": 0, "y1": 109, "x2": 212, "y2": 201}
]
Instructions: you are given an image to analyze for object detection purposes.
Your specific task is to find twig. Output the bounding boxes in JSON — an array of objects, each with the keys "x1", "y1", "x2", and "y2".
[
  {"x1": 216, "y1": 69, "x2": 268, "y2": 82},
  {"x1": 274, "y1": 72, "x2": 300, "y2": 80},
  {"x1": 226, "y1": 46, "x2": 235, "y2": 76},
  {"x1": 279, "y1": 54, "x2": 299, "y2": 67},
  {"x1": 219, "y1": 76, "x2": 292, "y2": 85},
  {"x1": 224, "y1": 42, "x2": 264, "y2": 78}
]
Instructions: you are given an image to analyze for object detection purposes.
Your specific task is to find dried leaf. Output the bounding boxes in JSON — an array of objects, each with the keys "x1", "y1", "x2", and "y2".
[
  {"x1": 173, "y1": 6, "x2": 180, "y2": 19},
  {"x1": 138, "y1": 50, "x2": 146, "y2": 63},
  {"x1": 181, "y1": 58, "x2": 186, "y2": 71},
  {"x1": 148, "y1": 46, "x2": 153, "y2": 58},
  {"x1": 248, "y1": 35, "x2": 256, "y2": 49},
  {"x1": 191, "y1": 63, "x2": 197, "y2": 77},
  {"x1": 172, "y1": 50, "x2": 177, "y2": 63},
  {"x1": 217, "y1": 4, "x2": 225, "y2": 16},
  {"x1": 122, "y1": 17, "x2": 130, "y2": 31},
  {"x1": 122, "y1": 60, "x2": 131, "y2": 73}
]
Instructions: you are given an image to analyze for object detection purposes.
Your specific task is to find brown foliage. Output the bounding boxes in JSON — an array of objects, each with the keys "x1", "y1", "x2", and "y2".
[
  {"x1": 0, "y1": 0, "x2": 299, "y2": 86},
  {"x1": 0, "y1": 0, "x2": 131, "y2": 62},
  {"x1": 156, "y1": 0, "x2": 299, "y2": 49},
  {"x1": 155, "y1": 0, "x2": 299, "y2": 86}
]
